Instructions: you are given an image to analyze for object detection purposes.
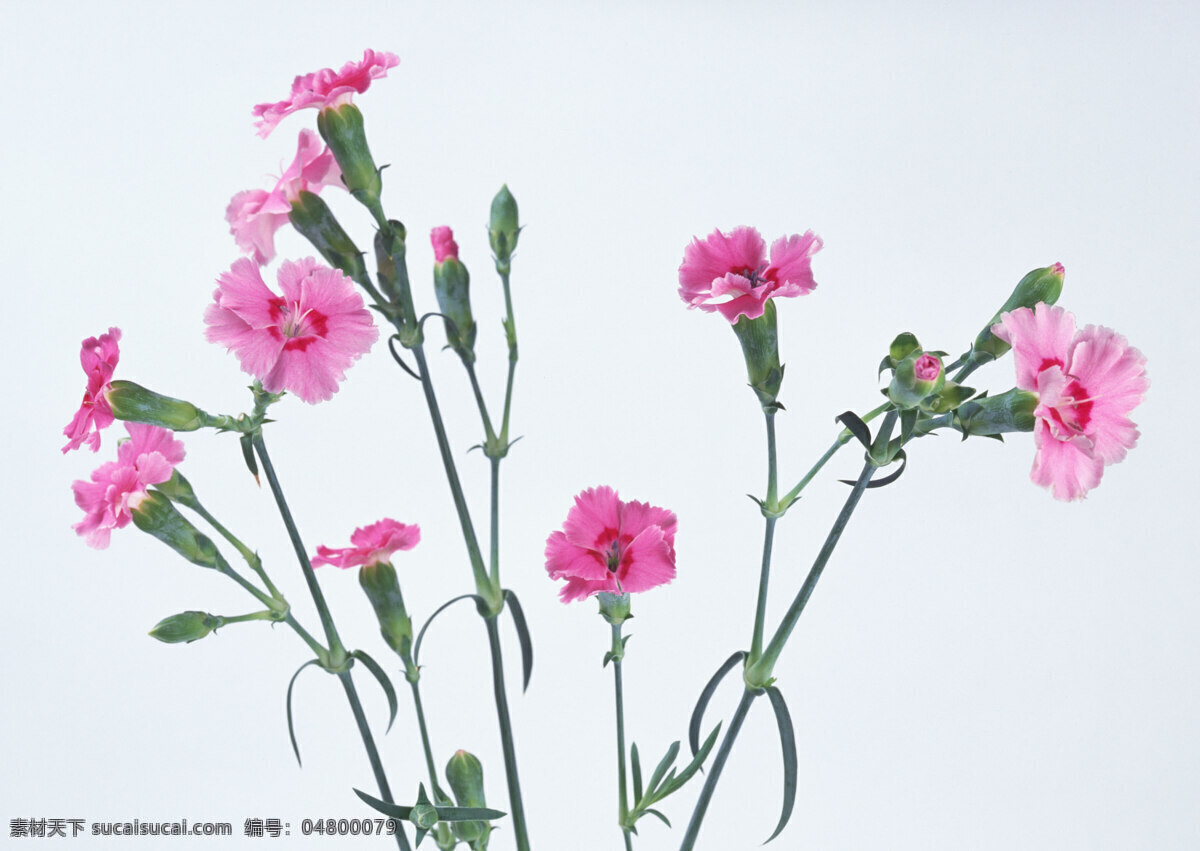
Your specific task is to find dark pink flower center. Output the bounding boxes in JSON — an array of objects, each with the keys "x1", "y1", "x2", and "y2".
[
  {"x1": 594, "y1": 527, "x2": 633, "y2": 573},
  {"x1": 270, "y1": 297, "x2": 329, "y2": 352},
  {"x1": 1047, "y1": 377, "x2": 1094, "y2": 432}
]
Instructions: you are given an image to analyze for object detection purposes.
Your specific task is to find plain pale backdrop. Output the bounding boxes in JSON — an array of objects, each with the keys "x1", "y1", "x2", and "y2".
[{"x1": 4, "y1": 1, "x2": 1198, "y2": 849}]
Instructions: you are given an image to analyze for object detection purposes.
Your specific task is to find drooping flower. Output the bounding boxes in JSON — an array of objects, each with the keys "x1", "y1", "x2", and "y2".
[
  {"x1": 431, "y1": 226, "x2": 459, "y2": 262},
  {"x1": 312, "y1": 518, "x2": 421, "y2": 569},
  {"x1": 545, "y1": 486, "x2": 677, "y2": 603},
  {"x1": 252, "y1": 49, "x2": 400, "y2": 138},
  {"x1": 226, "y1": 129, "x2": 342, "y2": 265},
  {"x1": 62, "y1": 327, "x2": 122, "y2": 453},
  {"x1": 72, "y1": 423, "x2": 186, "y2": 549},
  {"x1": 992, "y1": 303, "x2": 1148, "y2": 500},
  {"x1": 678, "y1": 226, "x2": 822, "y2": 323},
  {"x1": 204, "y1": 257, "x2": 378, "y2": 404}
]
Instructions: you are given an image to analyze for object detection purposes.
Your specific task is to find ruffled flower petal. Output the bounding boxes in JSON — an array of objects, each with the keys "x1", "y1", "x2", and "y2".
[
  {"x1": 313, "y1": 518, "x2": 420, "y2": 569},
  {"x1": 252, "y1": 49, "x2": 400, "y2": 138},
  {"x1": 993, "y1": 303, "x2": 1076, "y2": 391},
  {"x1": 62, "y1": 327, "x2": 122, "y2": 453}
]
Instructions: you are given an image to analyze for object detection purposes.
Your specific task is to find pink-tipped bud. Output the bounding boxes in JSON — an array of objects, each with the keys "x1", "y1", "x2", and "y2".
[
  {"x1": 913, "y1": 353, "x2": 942, "y2": 382},
  {"x1": 431, "y1": 226, "x2": 459, "y2": 262},
  {"x1": 1050, "y1": 262, "x2": 1066, "y2": 277}
]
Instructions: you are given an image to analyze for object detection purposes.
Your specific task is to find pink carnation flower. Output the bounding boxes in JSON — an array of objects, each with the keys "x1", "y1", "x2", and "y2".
[
  {"x1": 226, "y1": 129, "x2": 342, "y2": 265},
  {"x1": 430, "y1": 226, "x2": 459, "y2": 262},
  {"x1": 252, "y1": 49, "x2": 400, "y2": 138},
  {"x1": 204, "y1": 257, "x2": 378, "y2": 404},
  {"x1": 62, "y1": 327, "x2": 122, "y2": 453},
  {"x1": 545, "y1": 486, "x2": 677, "y2": 603},
  {"x1": 72, "y1": 423, "x2": 186, "y2": 549},
  {"x1": 678, "y1": 226, "x2": 822, "y2": 323},
  {"x1": 993, "y1": 303, "x2": 1148, "y2": 501},
  {"x1": 312, "y1": 518, "x2": 421, "y2": 569}
]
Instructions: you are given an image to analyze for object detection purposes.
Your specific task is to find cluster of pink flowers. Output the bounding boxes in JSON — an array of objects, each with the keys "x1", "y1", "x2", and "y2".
[
  {"x1": 226, "y1": 129, "x2": 342, "y2": 266},
  {"x1": 545, "y1": 486, "x2": 678, "y2": 602},
  {"x1": 994, "y1": 303, "x2": 1148, "y2": 501},
  {"x1": 678, "y1": 226, "x2": 822, "y2": 323},
  {"x1": 252, "y1": 49, "x2": 399, "y2": 138},
  {"x1": 62, "y1": 327, "x2": 122, "y2": 453},
  {"x1": 72, "y1": 423, "x2": 186, "y2": 549},
  {"x1": 313, "y1": 519, "x2": 421, "y2": 569}
]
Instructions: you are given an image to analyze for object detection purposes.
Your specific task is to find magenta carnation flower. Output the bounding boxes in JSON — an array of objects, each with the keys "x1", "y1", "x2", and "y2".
[
  {"x1": 993, "y1": 303, "x2": 1148, "y2": 501},
  {"x1": 72, "y1": 423, "x2": 186, "y2": 549},
  {"x1": 62, "y1": 327, "x2": 122, "y2": 454},
  {"x1": 678, "y1": 226, "x2": 822, "y2": 323},
  {"x1": 226, "y1": 129, "x2": 342, "y2": 265},
  {"x1": 545, "y1": 486, "x2": 678, "y2": 603},
  {"x1": 430, "y1": 226, "x2": 459, "y2": 262},
  {"x1": 312, "y1": 518, "x2": 421, "y2": 569},
  {"x1": 204, "y1": 257, "x2": 378, "y2": 404},
  {"x1": 252, "y1": 49, "x2": 400, "y2": 138}
]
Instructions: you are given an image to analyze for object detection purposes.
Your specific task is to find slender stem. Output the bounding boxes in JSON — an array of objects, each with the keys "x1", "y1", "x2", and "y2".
[
  {"x1": 498, "y1": 266, "x2": 518, "y2": 442},
  {"x1": 339, "y1": 672, "x2": 412, "y2": 851},
  {"x1": 216, "y1": 610, "x2": 277, "y2": 626},
  {"x1": 213, "y1": 554, "x2": 276, "y2": 610},
  {"x1": 409, "y1": 345, "x2": 494, "y2": 601},
  {"x1": 282, "y1": 613, "x2": 327, "y2": 658},
  {"x1": 747, "y1": 517, "x2": 777, "y2": 664},
  {"x1": 485, "y1": 615, "x2": 530, "y2": 851},
  {"x1": 252, "y1": 433, "x2": 345, "y2": 659},
  {"x1": 465, "y1": 362, "x2": 497, "y2": 442},
  {"x1": 489, "y1": 457, "x2": 501, "y2": 587},
  {"x1": 190, "y1": 499, "x2": 282, "y2": 599},
  {"x1": 611, "y1": 623, "x2": 633, "y2": 849},
  {"x1": 765, "y1": 410, "x2": 778, "y2": 506},
  {"x1": 779, "y1": 401, "x2": 890, "y2": 506},
  {"x1": 678, "y1": 689, "x2": 758, "y2": 851},
  {"x1": 410, "y1": 678, "x2": 444, "y2": 799}
]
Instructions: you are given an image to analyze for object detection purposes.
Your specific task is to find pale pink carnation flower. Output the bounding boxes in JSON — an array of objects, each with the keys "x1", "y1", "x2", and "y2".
[
  {"x1": 252, "y1": 49, "x2": 400, "y2": 138},
  {"x1": 226, "y1": 129, "x2": 342, "y2": 265},
  {"x1": 312, "y1": 519, "x2": 421, "y2": 569},
  {"x1": 993, "y1": 303, "x2": 1148, "y2": 501},
  {"x1": 430, "y1": 226, "x2": 459, "y2": 262},
  {"x1": 72, "y1": 423, "x2": 186, "y2": 549},
  {"x1": 545, "y1": 486, "x2": 677, "y2": 603},
  {"x1": 62, "y1": 327, "x2": 122, "y2": 453},
  {"x1": 678, "y1": 226, "x2": 822, "y2": 323},
  {"x1": 204, "y1": 257, "x2": 378, "y2": 404}
]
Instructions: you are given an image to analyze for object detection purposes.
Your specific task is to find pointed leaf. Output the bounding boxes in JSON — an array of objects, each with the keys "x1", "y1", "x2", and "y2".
[
  {"x1": 835, "y1": 411, "x2": 873, "y2": 449},
  {"x1": 900, "y1": 408, "x2": 917, "y2": 445},
  {"x1": 763, "y1": 686, "x2": 798, "y2": 844},
  {"x1": 646, "y1": 741, "x2": 680, "y2": 795},
  {"x1": 285, "y1": 659, "x2": 320, "y2": 767},
  {"x1": 503, "y1": 589, "x2": 534, "y2": 692},
  {"x1": 644, "y1": 809, "x2": 672, "y2": 828},
  {"x1": 666, "y1": 722, "x2": 722, "y2": 794},
  {"x1": 689, "y1": 651, "x2": 746, "y2": 757},
  {"x1": 351, "y1": 650, "x2": 398, "y2": 733},
  {"x1": 239, "y1": 433, "x2": 259, "y2": 483},
  {"x1": 414, "y1": 594, "x2": 486, "y2": 666},
  {"x1": 353, "y1": 788, "x2": 413, "y2": 820},
  {"x1": 433, "y1": 806, "x2": 508, "y2": 822},
  {"x1": 866, "y1": 449, "x2": 906, "y2": 489},
  {"x1": 631, "y1": 742, "x2": 643, "y2": 804}
]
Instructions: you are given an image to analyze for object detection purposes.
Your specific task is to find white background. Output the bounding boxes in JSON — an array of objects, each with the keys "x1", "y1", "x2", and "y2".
[{"x1": 3, "y1": 2, "x2": 1198, "y2": 849}]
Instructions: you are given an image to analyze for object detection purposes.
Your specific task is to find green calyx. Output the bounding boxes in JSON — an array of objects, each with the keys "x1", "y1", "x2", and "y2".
[
  {"x1": 289, "y1": 191, "x2": 369, "y2": 286},
  {"x1": 106, "y1": 381, "x2": 217, "y2": 431},
  {"x1": 488, "y1": 184, "x2": 520, "y2": 268},
  {"x1": 316, "y1": 103, "x2": 382, "y2": 209},
  {"x1": 132, "y1": 491, "x2": 221, "y2": 569},
  {"x1": 358, "y1": 561, "x2": 414, "y2": 660},
  {"x1": 973, "y1": 263, "x2": 1066, "y2": 360},
  {"x1": 149, "y1": 611, "x2": 220, "y2": 644},
  {"x1": 954, "y1": 388, "x2": 1039, "y2": 438},
  {"x1": 433, "y1": 256, "x2": 477, "y2": 363},
  {"x1": 731, "y1": 300, "x2": 784, "y2": 409},
  {"x1": 445, "y1": 750, "x2": 490, "y2": 846}
]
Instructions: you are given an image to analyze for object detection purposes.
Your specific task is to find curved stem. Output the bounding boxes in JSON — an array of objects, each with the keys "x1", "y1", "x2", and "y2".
[
  {"x1": 338, "y1": 672, "x2": 412, "y2": 851},
  {"x1": 612, "y1": 623, "x2": 634, "y2": 849},
  {"x1": 485, "y1": 615, "x2": 530, "y2": 851},
  {"x1": 779, "y1": 401, "x2": 890, "y2": 506},
  {"x1": 678, "y1": 689, "x2": 758, "y2": 851},
  {"x1": 282, "y1": 613, "x2": 328, "y2": 659},
  {"x1": 252, "y1": 432, "x2": 346, "y2": 660}
]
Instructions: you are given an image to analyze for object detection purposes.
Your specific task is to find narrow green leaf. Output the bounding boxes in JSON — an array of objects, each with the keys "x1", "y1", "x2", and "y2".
[
  {"x1": 835, "y1": 411, "x2": 872, "y2": 449},
  {"x1": 414, "y1": 593, "x2": 485, "y2": 665},
  {"x1": 631, "y1": 742, "x2": 643, "y2": 804},
  {"x1": 351, "y1": 649, "x2": 398, "y2": 733},
  {"x1": 900, "y1": 408, "x2": 917, "y2": 445},
  {"x1": 434, "y1": 806, "x2": 508, "y2": 822},
  {"x1": 285, "y1": 659, "x2": 320, "y2": 767},
  {"x1": 689, "y1": 651, "x2": 746, "y2": 757},
  {"x1": 353, "y1": 787, "x2": 413, "y2": 820},
  {"x1": 239, "y1": 433, "x2": 259, "y2": 482},
  {"x1": 503, "y1": 589, "x2": 534, "y2": 692},
  {"x1": 646, "y1": 741, "x2": 680, "y2": 795},
  {"x1": 666, "y1": 722, "x2": 722, "y2": 794},
  {"x1": 764, "y1": 686, "x2": 798, "y2": 844},
  {"x1": 644, "y1": 809, "x2": 672, "y2": 828}
]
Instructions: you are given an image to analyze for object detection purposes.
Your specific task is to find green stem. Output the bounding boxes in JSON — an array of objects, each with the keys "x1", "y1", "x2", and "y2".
[
  {"x1": 498, "y1": 266, "x2": 518, "y2": 442},
  {"x1": 213, "y1": 553, "x2": 276, "y2": 611},
  {"x1": 409, "y1": 677, "x2": 444, "y2": 799},
  {"x1": 612, "y1": 623, "x2": 633, "y2": 849},
  {"x1": 747, "y1": 518, "x2": 777, "y2": 664},
  {"x1": 188, "y1": 499, "x2": 282, "y2": 599},
  {"x1": 485, "y1": 615, "x2": 530, "y2": 851},
  {"x1": 779, "y1": 401, "x2": 890, "y2": 506},
  {"x1": 251, "y1": 432, "x2": 346, "y2": 662},
  {"x1": 677, "y1": 689, "x2": 758, "y2": 851},
  {"x1": 338, "y1": 672, "x2": 412, "y2": 851},
  {"x1": 489, "y1": 457, "x2": 501, "y2": 587},
  {"x1": 465, "y1": 362, "x2": 497, "y2": 443}
]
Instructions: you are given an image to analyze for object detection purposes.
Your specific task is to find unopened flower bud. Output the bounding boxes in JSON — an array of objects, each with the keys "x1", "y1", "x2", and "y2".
[
  {"x1": 149, "y1": 611, "x2": 221, "y2": 644},
  {"x1": 446, "y1": 750, "x2": 489, "y2": 846},
  {"x1": 488, "y1": 185, "x2": 520, "y2": 266},
  {"x1": 730, "y1": 299, "x2": 784, "y2": 408},
  {"x1": 954, "y1": 388, "x2": 1038, "y2": 438},
  {"x1": 289, "y1": 191, "x2": 369, "y2": 285},
  {"x1": 888, "y1": 351, "x2": 945, "y2": 408},
  {"x1": 106, "y1": 381, "x2": 205, "y2": 431},
  {"x1": 888, "y1": 332, "x2": 921, "y2": 365},
  {"x1": 973, "y1": 264, "x2": 1066, "y2": 360},
  {"x1": 316, "y1": 103, "x2": 382, "y2": 208},
  {"x1": 131, "y1": 491, "x2": 221, "y2": 569},
  {"x1": 432, "y1": 228, "x2": 477, "y2": 363},
  {"x1": 409, "y1": 803, "x2": 439, "y2": 830},
  {"x1": 358, "y1": 561, "x2": 414, "y2": 663}
]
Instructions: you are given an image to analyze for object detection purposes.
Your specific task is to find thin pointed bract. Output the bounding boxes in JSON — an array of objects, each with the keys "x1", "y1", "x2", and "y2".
[
  {"x1": 763, "y1": 687, "x2": 798, "y2": 844},
  {"x1": 352, "y1": 650, "x2": 399, "y2": 733},
  {"x1": 286, "y1": 659, "x2": 321, "y2": 767},
  {"x1": 504, "y1": 589, "x2": 534, "y2": 692},
  {"x1": 688, "y1": 651, "x2": 746, "y2": 758}
]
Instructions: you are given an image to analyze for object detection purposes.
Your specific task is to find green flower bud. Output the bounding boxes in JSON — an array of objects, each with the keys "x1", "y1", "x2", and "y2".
[
  {"x1": 409, "y1": 803, "x2": 439, "y2": 831},
  {"x1": 149, "y1": 611, "x2": 221, "y2": 644},
  {"x1": 358, "y1": 562, "x2": 414, "y2": 664},
  {"x1": 888, "y1": 332, "x2": 921, "y2": 365},
  {"x1": 888, "y1": 351, "x2": 945, "y2": 409},
  {"x1": 918, "y1": 381, "x2": 976, "y2": 414},
  {"x1": 289, "y1": 191, "x2": 368, "y2": 285},
  {"x1": 316, "y1": 103, "x2": 382, "y2": 208},
  {"x1": 106, "y1": 381, "x2": 205, "y2": 431},
  {"x1": 433, "y1": 251, "x2": 477, "y2": 363},
  {"x1": 954, "y1": 388, "x2": 1039, "y2": 437},
  {"x1": 131, "y1": 491, "x2": 221, "y2": 569},
  {"x1": 973, "y1": 263, "x2": 1066, "y2": 360},
  {"x1": 730, "y1": 299, "x2": 784, "y2": 408},
  {"x1": 446, "y1": 750, "x2": 489, "y2": 846},
  {"x1": 488, "y1": 184, "x2": 520, "y2": 266}
]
